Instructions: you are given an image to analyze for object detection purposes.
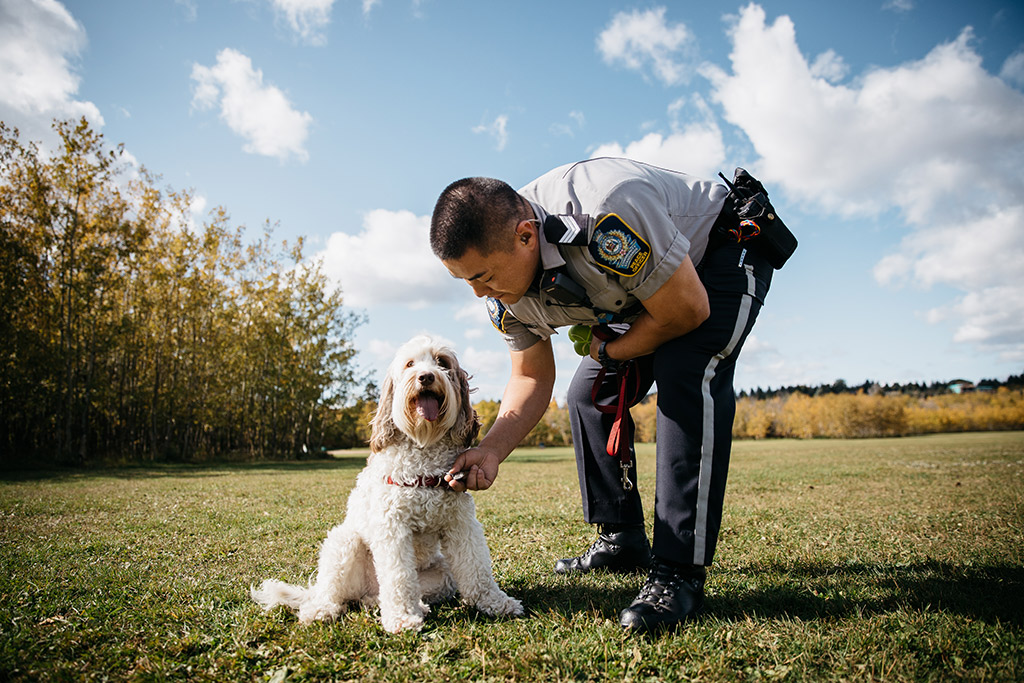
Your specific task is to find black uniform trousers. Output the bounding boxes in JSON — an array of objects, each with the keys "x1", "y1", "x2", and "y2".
[{"x1": 566, "y1": 242, "x2": 773, "y2": 567}]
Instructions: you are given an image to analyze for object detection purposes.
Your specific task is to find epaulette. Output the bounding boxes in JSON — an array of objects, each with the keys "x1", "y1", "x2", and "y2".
[{"x1": 543, "y1": 214, "x2": 592, "y2": 246}]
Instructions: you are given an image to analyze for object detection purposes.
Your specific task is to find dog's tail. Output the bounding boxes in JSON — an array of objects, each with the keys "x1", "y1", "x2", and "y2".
[{"x1": 250, "y1": 579, "x2": 310, "y2": 611}]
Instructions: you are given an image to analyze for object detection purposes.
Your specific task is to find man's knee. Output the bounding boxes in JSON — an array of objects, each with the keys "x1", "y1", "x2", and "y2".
[{"x1": 566, "y1": 361, "x2": 599, "y2": 410}]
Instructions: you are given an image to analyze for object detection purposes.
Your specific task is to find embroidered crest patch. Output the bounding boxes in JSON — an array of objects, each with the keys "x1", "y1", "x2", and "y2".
[
  {"x1": 486, "y1": 297, "x2": 510, "y2": 332},
  {"x1": 588, "y1": 214, "x2": 650, "y2": 277}
]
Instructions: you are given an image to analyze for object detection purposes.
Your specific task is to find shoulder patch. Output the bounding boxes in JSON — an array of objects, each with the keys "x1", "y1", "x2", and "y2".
[
  {"x1": 486, "y1": 297, "x2": 510, "y2": 333},
  {"x1": 588, "y1": 214, "x2": 651, "y2": 277}
]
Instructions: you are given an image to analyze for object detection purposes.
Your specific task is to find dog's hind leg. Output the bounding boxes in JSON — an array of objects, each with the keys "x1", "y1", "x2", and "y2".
[
  {"x1": 418, "y1": 552, "x2": 457, "y2": 605},
  {"x1": 297, "y1": 520, "x2": 369, "y2": 624},
  {"x1": 441, "y1": 505, "x2": 524, "y2": 619}
]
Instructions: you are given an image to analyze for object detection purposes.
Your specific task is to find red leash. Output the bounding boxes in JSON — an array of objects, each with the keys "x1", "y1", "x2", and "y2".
[{"x1": 589, "y1": 327, "x2": 644, "y2": 490}]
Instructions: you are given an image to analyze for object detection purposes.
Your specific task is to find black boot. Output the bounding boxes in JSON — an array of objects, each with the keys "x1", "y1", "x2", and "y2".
[
  {"x1": 619, "y1": 559, "x2": 705, "y2": 633},
  {"x1": 554, "y1": 524, "x2": 652, "y2": 574}
]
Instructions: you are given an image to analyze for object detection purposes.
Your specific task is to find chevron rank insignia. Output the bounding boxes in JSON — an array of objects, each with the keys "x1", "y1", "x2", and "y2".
[
  {"x1": 589, "y1": 214, "x2": 650, "y2": 277},
  {"x1": 543, "y1": 214, "x2": 592, "y2": 246}
]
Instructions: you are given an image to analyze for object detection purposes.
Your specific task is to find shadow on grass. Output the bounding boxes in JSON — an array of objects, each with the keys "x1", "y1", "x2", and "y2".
[
  {"x1": 510, "y1": 574, "x2": 645, "y2": 622},
  {"x1": 712, "y1": 561, "x2": 1024, "y2": 626},
  {"x1": 0, "y1": 455, "x2": 369, "y2": 483},
  {"x1": 508, "y1": 561, "x2": 1024, "y2": 626}
]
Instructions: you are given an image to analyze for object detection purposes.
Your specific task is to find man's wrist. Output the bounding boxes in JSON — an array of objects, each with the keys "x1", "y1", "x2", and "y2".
[
  {"x1": 477, "y1": 437, "x2": 512, "y2": 464},
  {"x1": 597, "y1": 340, "x2": 622, "y2": 369}
]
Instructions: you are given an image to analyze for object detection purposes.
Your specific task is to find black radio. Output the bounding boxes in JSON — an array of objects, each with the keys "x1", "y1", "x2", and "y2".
[
  {"x1": 717, "y1": 168, "x2": 798, "y2": 269},
  {"x1": 540, "y1": 269, "x2": 590, "y2": 307}
]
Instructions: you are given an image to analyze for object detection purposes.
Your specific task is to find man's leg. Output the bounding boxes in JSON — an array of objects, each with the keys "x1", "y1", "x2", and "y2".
[
  {"x1": 620, "y1": 243, "x2": 772, "y2": 631},
  {"x1": 555, "y1": 356, "x2": 655, "y2": 573}
]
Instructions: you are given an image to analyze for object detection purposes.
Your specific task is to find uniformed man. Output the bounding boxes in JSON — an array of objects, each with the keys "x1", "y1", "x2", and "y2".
[{"x1": 430, "y1": 157, "x2": 781, "y2": 632}]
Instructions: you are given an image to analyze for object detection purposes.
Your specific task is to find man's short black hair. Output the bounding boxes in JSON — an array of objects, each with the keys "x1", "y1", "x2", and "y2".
[{"x1": 430, "y1": 177, "x2": 524, "y2": 261}]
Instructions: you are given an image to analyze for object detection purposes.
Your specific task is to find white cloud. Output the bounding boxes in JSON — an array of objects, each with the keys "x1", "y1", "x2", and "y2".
[
  {"x1": 874, "y1": 206, "x2": 1024, "y2": 292},
  {"x1": 173, "y1": 192, "x2": 208, "y2": 234},
  {"x1": 704, "y1": 9, "x2": 1024, "y2": 217},
  {"x1": 0, "y1": 0, "x2": 102, "y2": 136},
  {"x1": 364, "y1": 337, "x2": 400, "y2": 372},
  {"x1": 597, "y1": 7, "x2": 697, "y2": 86},
  {"x1": 732, "y1": 334, "x2": 825, "y2": 391},
  {"x1": 549, "y1": 110, "x2": 585, "y2": 138},
  {"x1": 175, "y1": 0, "x2": 198, "y2": 22},
  {"x1": 316, "y1": 209, "x2": 463, "y2": 309},
  {"x1": 876, "y1": 205, "x2": 1024, "y2": 359},
  {"x1": 1001, "y1": 48, "x2": 1024, "y2": 88},
  {"x1": 705, "y1": 3, "x2": 1024, "y2": 359},
  {"x1": 931, "y1": 286, "x2": 1024, "y2": 352},
  {"x1": 809, "y1": 49, "x2": 849, "y2": 83},
  {"x1": 190, "y1": 48, "x2": 313, "y2": 163},
  {"x1": 473, "y1": 114, "x2": 509, "y2": 151},
  {"x1": 883, "y1": 0, "x2": 914, "y2": 13},
  {"x1": 269, "y1": 0, "x2": 335, "y2": 45},
  {"x1": 461, "y1": 346, "x2": 509, "y2": 380},
  {"x1": 589, "y1": 95, "x2": 725, "y2": 178}
]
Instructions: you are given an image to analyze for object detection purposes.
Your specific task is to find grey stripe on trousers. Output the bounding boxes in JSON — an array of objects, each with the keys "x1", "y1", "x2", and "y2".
[{"x1": 693, "y1": 257, "x2": 757, "y2": 564}]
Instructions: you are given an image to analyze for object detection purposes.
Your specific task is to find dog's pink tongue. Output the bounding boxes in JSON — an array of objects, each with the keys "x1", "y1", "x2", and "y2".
[{"x1": 416, "y1": 395, "x2": 439, "y2": 422}]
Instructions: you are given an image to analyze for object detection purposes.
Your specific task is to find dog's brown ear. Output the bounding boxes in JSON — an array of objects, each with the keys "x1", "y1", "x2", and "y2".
[
  {"x1": 369, "y1": 372, "x2": 400, "y2": 453},
  {"x1": 455, "y1": 367, "x2": 481, "y2": 448}
]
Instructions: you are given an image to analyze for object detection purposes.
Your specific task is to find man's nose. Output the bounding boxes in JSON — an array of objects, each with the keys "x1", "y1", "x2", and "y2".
[{"x1": 470, "y1": 281, "x2": 492, "y2": 298}]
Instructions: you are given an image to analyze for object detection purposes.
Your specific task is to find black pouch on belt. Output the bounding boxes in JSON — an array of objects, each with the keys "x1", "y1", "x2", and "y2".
[{"x1": 718, "y1": 168, "x2": 798, "y2": 269}]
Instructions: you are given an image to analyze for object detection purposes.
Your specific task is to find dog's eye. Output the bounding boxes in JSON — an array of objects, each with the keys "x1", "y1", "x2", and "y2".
[
  {"x1": 405, "y1": 360, "x2": 415, "y2": 368},
  {"x1": 436, "y1": 356, "x2": 450, "y2": 369}
]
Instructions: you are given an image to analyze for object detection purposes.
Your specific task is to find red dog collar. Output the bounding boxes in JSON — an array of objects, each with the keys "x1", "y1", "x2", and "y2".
[{"x1": 384, "y1": 475, "x2": 448, "y2": 488}]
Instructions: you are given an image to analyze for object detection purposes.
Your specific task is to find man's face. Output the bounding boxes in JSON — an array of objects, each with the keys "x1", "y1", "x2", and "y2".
[{"x1": 442, "y1": 221, "x2": 540, "y2": 305}]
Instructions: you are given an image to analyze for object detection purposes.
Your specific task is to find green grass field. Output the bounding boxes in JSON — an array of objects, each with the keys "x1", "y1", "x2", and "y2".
[{"x1": 2, "y1": 432, "x2": 1022, "y2": 681}]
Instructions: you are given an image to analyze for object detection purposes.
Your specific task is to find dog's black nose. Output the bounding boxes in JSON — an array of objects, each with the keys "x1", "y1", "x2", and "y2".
[{"x1": 418, "y1": 372, "x2": 435, "y2": 386}]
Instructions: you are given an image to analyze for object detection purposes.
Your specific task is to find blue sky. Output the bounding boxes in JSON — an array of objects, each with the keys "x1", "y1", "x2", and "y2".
[{"x1": 2, "y1": 0, "x2": 1022, "y2": 402}]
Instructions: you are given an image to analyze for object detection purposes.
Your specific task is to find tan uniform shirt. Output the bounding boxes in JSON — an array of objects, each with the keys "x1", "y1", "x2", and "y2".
[{"x1": 488, "y1": 158, "x2": 728, "y2": 350}]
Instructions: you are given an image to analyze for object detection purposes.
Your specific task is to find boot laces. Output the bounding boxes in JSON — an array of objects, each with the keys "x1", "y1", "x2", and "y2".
[
  {"x1": 585, "y1": 535, "x2": 615, "y2": 557},
  {"x1": 637, "y1": 561, "x2": 698, "y2": 607}
]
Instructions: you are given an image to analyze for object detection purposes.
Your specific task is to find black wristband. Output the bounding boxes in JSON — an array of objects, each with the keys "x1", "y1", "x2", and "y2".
[{"x1": 597, "y1": 340, "x2": 621, "y2": 370}]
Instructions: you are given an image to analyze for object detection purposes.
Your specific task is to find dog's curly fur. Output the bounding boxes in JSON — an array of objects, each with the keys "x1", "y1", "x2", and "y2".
[{"x1": 250, "y1": 335, "x2": 523, "y2": 633}]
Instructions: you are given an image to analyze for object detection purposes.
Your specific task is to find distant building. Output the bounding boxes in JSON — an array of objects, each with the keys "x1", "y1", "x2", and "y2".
[{"x1": 948, "y1": 380, "x2": 975, "y2": 394}]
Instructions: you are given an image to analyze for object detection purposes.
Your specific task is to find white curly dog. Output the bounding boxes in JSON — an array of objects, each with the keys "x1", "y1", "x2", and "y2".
[{"x1": 251, "y1": 335, "x2": 523, "y2": 633}]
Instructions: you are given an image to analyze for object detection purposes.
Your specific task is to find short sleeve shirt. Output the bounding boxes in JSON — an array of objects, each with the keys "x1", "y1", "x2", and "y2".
[{"x1": 489, "y1": 158, "x2": 729, "y2": 351}]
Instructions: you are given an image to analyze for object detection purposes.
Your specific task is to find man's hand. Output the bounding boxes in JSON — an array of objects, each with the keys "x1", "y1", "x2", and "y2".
[
  {"x1": 446, "y1": 446, "x2": 501, "y2": 491},
  {"x1": 445, "y1": 339, "x2": 555, "y2": 493}
]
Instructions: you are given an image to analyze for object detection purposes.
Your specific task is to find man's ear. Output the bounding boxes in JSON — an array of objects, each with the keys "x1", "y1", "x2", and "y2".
[{"x1": 515, "y1": 219, "x2": 537, "y2": 247}]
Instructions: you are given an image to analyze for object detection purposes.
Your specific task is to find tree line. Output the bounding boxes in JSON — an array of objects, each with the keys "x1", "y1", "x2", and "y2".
[
  {"x1": 500, "y1": 381, "x2": 1024, "y2": 447},
  {"x1": 731, "y1": 388, "x2": 1024, "y2": 439},
  {"x1": 1, "y1": 119, "x2": 364, "y2": 466},
  {"x1": 737, "y1": 374, "x2": 1024, "y2": 400}
]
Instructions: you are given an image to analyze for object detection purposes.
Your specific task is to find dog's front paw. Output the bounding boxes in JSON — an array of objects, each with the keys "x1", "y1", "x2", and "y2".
[
  {"x1": 476, "y1": 593, "x2": 524, "y2": 618},
  {"x1": 380, "y1": 610, "x2": 425, "y2": 633}
]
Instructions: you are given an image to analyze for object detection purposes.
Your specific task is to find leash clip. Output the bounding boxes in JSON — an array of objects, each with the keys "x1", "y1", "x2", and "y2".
[{"x1": 620, "y1": 461, "x2": 633, "y2": 491}]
